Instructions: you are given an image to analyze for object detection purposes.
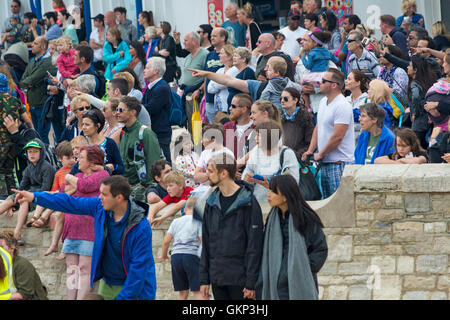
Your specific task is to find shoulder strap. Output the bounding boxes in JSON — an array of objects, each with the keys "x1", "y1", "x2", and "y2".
[{"x1": 279, "y1": 147, "x2": 288, "y2": 170}]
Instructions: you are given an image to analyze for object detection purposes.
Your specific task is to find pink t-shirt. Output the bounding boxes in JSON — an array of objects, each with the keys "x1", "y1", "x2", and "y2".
[{"x1": 61, "y1": 170, "x2": 110, "y2": 243}]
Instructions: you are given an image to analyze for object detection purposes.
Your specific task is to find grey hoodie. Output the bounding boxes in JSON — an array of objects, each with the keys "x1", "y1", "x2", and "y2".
[
  {"x1": 260, "y1": 78, "x2": 302, "y2": 109},
  {"x1": 118, "y1": 19, "x2": 138, "y2": 44},
  {"x1": 20, "y1": 139, "x2": 56, "y2": 192}
]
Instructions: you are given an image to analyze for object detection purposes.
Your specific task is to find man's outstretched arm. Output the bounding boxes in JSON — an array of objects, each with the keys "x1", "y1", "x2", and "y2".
[{"x1": 188, "y1": 69, "x2": 250, "y2": 94}]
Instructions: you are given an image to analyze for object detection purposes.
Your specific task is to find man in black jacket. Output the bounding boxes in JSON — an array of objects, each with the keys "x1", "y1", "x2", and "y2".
[{"x1": 200, "y1": 152, "x2": 264, "y2": 300}]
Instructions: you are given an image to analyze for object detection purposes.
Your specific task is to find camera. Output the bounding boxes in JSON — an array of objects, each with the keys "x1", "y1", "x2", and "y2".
[
  {"x1": 37, "y1": 19, "x2": 45, "y2": 26},
  {"x1": 361, "y1": 37, "x2": 371, "y2": 47}
]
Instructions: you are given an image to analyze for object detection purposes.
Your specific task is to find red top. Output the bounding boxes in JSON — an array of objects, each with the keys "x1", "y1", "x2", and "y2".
[
  {"x1": 162, "y1": 187, "x2": 193, "y2": 205},
  {"x1": 61, "y1": 170, "x2": 110, "y2": 243}
]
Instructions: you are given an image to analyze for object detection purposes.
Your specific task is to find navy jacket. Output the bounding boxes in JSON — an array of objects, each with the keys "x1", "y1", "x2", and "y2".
[
  {"x1": 142, "y1": 79, "x2": 172, "y2": 142},
  {"x1": 33, "y1": 192, "x2": 156, "y2": 300},
  {"x1": 389, "y1": 27, "x2": 409, "y2": 60}
]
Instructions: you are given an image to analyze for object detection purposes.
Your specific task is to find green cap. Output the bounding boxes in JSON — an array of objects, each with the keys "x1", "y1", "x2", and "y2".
[{"x1": 24, "y1": 141, "x2": 42, "y2": 150}]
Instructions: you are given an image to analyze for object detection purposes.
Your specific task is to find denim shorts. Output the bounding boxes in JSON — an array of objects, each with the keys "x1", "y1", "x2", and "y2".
[
  {"x1": 62, "y1": 238, "x2": 94, "y2": 256},
  {"x1": 171, "y1": 254, "x2": 200, "y2": 292}
]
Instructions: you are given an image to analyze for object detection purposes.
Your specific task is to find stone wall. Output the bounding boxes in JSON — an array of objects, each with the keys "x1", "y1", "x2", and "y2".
[{"x1": 1, "y1": 164, "x2": 449, "y2": 300}]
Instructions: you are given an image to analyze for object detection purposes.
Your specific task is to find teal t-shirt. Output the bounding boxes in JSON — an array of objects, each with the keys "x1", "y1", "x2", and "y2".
[{"x1": 182, "y1": 48, "x2": 209, "y2": 87}]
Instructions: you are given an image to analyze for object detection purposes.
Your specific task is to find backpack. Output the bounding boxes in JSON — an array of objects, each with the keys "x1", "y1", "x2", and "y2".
[
  {"x1": 152, "y1": 80, "x2": 186, "y2": 127},
  {"x1": 94, "y1": 70, "x2": 107, "y2": 99},
  {"x1": 43, "y1": 144, "x2": 61, "y2": 171},
  {"x1": 279, "y1": 147, "x2": 322, "y2": 201}
]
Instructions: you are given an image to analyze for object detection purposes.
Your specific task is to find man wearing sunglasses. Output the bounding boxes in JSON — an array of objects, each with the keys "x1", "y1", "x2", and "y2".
[
  {"x1": 278, "y1": 9, "x2": 307, "y2": 58},
  {"x1": 302, "y1": 68, "x2": 355, "y2": 199}
]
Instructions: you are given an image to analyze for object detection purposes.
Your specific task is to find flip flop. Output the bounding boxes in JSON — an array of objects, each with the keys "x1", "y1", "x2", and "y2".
[{"x1": 32, "y1": 216, "x2": 50, "y2": 228}]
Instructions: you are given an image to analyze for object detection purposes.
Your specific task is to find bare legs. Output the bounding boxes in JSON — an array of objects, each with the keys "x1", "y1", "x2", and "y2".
[{"x1": 65, "y1": 253, "x2": 92, "y2": 300}]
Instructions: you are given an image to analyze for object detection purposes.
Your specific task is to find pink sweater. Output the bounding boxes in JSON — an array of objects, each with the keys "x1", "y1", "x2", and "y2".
[
  {"x1": 56, "y1": 49, "x2": 80, "y2": 79},
  {"x1": 61, "y1": 170, "x2": 110, "y2": 243}
]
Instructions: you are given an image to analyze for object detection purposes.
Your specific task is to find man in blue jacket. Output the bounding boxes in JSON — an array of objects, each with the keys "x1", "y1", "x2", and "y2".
[
  {"x1": 143, "y1": 57, "x2": 173, "y2": 164},
  {"x1": 12, "y1": 176, "x2": 156, "y2": 300},
  {"x1": 355, "y1": 103, "x2": 396, "y2": 165}
]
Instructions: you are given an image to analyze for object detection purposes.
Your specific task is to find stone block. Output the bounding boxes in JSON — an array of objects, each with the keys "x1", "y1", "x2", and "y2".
[
  {"x1": 404, "y1": 194, "x2": 431, "y2": 213},
  {"x1": 318, "y1": 276, "x2": 345, "y2": 286},
  {"x1": 369, "y1": 221, "x2": 392, "y2": 232},
  {"x1": 327, "y1": 235, "x2": 353, "y2": 262},
  {"x1": 384, "y1": 195, "x2": 404, "y2": 209},
  {"x1": 353, "y1": 245, "x2": 381, "y2": 256},
  {"x1": 404, "y1": 242, "x2": 434, "y2": 255},
  {"x1": 342, "y1": 275, "x2": 370, "y2": 285},
  {"x1": 416, "y1": 255, "x2": 448, "y2": 274},
  {"x1": 318, "y1": 262, "x2": 338, "y2": 275},
  {"x1": 354, "y1": 233, "x2": 392, "y2": 245},
  {"x1": 403, "y1": 276, "x2": 436, "y2": 290},
  {"x1": 370, "y1": 256, "x2": 396, "y2": 274},
  {"x1": 431, "y1": 199, "x2": 450, "y2": 213},
  {"x1": 402, "y1": 291, "x2": 429, "y2": 300},
  {"x1": 402, "y1": 164, "x2": 450, "y2": 193},
  {"x1": 381, "y1": 245, "x2": 403, "y2": 255},
  {"x1": 354, "y1": 165, "x2": 408, "y2": 193},
  {"x1": 318, "y1": 286, "x2": 324, "y2": 300},
  {"x1": 338, "y1": 261, "x2": 369, "y2": 275},
  {"x1": 348, "y1": 285, "x2": 371, "y2": 300},
  {"x1": 372, "y1": 275, "x2": 401, "y2": 300},
  {"x1": 327, "y1": 286, "x2": 349, "y2": 300},
  {"x1": 430, "y1": 292, "x2": 447, "y2": 300},
  {"x1": 355, "y1": 195, "x2": 383, "y2": 210},
  {"x1": 392, "y1": 222, "x2": 425, "y2": 242},
  {"x1": 356, "y1": 210, "x2": 375, "y2": 221},
  {"x1": 397, "y1": 256, "x2": 414, "y2": 274},
  {"x1": 437, "y1": 276, "x2": 449, "y2": 290},
  {"x1": 424, "y1": 222, "x2": 447, "y2": 234},
  {"x1": 375, "y1": 209, "x2": 405, "y2": 221}
]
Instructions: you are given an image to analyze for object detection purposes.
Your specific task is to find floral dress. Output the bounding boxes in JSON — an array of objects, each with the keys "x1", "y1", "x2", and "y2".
[{"x1": 175, "y1": 153, "x2": 199, "y2": 188}]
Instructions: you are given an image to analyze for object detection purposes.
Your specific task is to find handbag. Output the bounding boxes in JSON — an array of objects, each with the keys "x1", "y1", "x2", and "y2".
[
  {"x1": 192, "y1": 98, "x2": 203, "y2": 146},
  {"x1": 279, "y1": 148, "x2": 322, "y2": 201}
]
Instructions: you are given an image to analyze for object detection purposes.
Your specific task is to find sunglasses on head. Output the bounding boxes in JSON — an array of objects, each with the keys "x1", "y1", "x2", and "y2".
[{"x1": 77, "y1": 106, "x2": 91, "y2": 112}]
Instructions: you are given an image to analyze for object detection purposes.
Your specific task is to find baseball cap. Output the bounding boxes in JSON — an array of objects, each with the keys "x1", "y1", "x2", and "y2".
[
  {"x1": 288, "y1": 10, "x2": 301, "y2": 18},
  {"x1": 24, "y1": 141, "x2": 42, "y2": 150},
  {"x1": 91, "y1": 14, "x2": 104, "y2": 22}
]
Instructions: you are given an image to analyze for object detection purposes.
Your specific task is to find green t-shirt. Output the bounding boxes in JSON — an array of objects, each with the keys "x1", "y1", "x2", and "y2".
[
  {"x1": 365, "y1": 134, "x2": 381, "y2": 164},
  {"x1": 182, "y1": 48, "x2": 209, "y2": 87}
]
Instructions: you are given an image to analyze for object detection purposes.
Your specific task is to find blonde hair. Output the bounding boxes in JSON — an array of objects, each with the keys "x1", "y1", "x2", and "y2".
[
  {"x1": 234, "y1": 46, "x2": 252, "y2": 64},
  {"x1": 162, "y1": 171, "x2": 186, "y2": 186},
  {"x1": 401, "y1": 0, "x2": 416, "y2": 15},
  {"x1": 221, "y1": 44, "x2": 235, "y2": 67},
  {"x1": 71, "y1": 95, "x2": 91, "y2": 111},
  {"x1": 238, "y1": 2, "x2": 253, "y2": 19},
  {"x1": 253, "y1": 100, "x2": 281, "y2": 125},
  {"x1": 70, "y1": 135, "x2": 88, "y2": 146},
  {"x1": 369, "y1": 80, "x2": 392, "y2": 105},
  {"x1": 432, "y1": 21, "x2": 450, "y2": 40},
  {"x1": 114, "y1": 72, "x2": 135, "y2": 92},
  {"x1": 106, "y1": 97, "x2": 120, "y2": 112},
  {"x1": 56, "y1": 36, "x2": 72, "y2": 47},
  {"x1": 145, "y1": 26, "x2": 157, "y2": 38},
  {"x1": 355, "y1": 24, "x2": 375, "y2": 38},
  {"x1": 268, "y1": 56, "x2": 287, "y2": 77}
]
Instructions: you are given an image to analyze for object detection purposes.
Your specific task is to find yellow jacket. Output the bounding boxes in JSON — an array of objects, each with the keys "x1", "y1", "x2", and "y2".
[{"x1": 0, "y1": 247, "x2": 14, "y2": 300}]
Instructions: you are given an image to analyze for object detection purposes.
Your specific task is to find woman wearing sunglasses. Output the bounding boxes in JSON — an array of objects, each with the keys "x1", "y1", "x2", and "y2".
[
  {"x1": 58, "y1": 95, "x2": 92, "y2": 143},
  {"x1": 281, "y1": 88, "x2": 314, "y2": 162}
]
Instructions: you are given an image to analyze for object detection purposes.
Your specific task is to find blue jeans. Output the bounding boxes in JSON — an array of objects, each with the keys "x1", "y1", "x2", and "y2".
[
  {"x1": 205, "y1": 102, "x2": 217, "y2": 124},
  {"x1": 29, "y1": 106, "x2": 51, "y2": 145}
]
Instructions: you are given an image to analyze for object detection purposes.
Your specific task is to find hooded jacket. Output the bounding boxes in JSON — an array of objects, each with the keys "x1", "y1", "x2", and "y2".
[
  {"x1": 354, "y1": 126, "x2": 396, "y2": 165},
  {"x1": 20, "y1": 139, "x2": 55, "y2": 192},
  {"x1": 389, "y1": 27, "x2": 409, "y2": 59},
  {"x1": 32, "y1": 192, "x2": 156, "y2": 300},
  {"x1": 104, "y1": 40, "x2": 133, "y2": 81},
  {"x1": 200, "y1": 180, "x2": 264, "y2": 290},
  {"x1": 260, "y1": 78, "x2": 302, "y2": 109}
]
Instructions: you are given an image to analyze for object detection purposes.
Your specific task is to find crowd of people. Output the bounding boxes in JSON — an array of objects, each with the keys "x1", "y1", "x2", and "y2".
[{"x1": 0, "y1": 0, "x2": 450, "y2": 301}]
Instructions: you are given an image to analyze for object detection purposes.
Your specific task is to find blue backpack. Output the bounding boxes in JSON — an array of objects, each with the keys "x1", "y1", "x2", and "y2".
[
  {"x1": 152, "y1": 80, "x2": 186, "y2": 127},
  {"x1": 168, "y1": 89, "x2": 186, "y2": 127}
]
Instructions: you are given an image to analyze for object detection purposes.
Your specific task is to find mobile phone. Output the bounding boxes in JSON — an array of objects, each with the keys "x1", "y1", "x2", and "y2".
[
  {"x1": 361, "y1": 37, "x2": 370, "y2": 47},
  {"x1": 253, "y1": 174, "x2": 270, "y2": 182}
]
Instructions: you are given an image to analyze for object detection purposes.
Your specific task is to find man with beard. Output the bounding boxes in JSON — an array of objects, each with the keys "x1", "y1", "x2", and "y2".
[
  {"x1": 199, "y1": 152, "x2": 263, "y2": 300},
  {"x1": 223, "y1": 94, "x2": 255, "y2": 178}
]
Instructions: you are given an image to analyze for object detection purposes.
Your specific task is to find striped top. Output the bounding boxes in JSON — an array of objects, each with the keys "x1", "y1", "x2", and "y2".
[{"x1": 51, "y1": 167, "x2": 72, "y2": 192}]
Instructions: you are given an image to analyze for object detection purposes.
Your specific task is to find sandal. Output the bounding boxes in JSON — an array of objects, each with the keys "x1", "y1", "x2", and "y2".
[
  {"x1": 26, "y1": 215, "x2": 41, "y2": 228},
  {"x1": 32, "y1": 216, "x2": 50, "y2": 228}
]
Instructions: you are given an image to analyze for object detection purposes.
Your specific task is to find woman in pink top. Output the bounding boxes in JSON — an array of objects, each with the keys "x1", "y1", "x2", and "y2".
[{"x1": 60, "y1": 145, "x2": 110, "y2": 300}]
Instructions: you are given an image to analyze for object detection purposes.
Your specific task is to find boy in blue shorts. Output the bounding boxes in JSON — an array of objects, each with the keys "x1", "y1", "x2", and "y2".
[{"x1": 159, "y1": 196, "x2": 205, "y2": 300}]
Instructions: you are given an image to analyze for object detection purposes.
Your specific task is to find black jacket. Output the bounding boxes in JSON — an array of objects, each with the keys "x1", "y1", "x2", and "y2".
[
  {"x1": 429, "y1": 132, "x2": 450, "y2": 163},
  {"x1": 389, "y1": 27, "x2": 409, "y2": 60},
  {"x1": 200, "y1": 181, "x2": 264, "y2": 290}
]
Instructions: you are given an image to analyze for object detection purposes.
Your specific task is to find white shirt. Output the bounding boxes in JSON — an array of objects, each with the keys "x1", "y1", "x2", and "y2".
[
  {"x1": 207, "y1": 67, "x2": 239, "y2": 113},
  {"x1": 279, "y1": 26, "x2": 308, "y2": 57},
  {"x1": 236, "y1": 121, "x2": 253, "y2": 142},
  {"x1": 197, "y1": 147, "x2": 235, "y2": 170},
  {"x1": 317, "y1": 94, "x2": 355, "y2": 163},
  {"x1": 148, "y1": 77, "x2": 163, "y2": 90},
  {"x1": 90, "y1": 28, "x2": 105, "y2": 62}
]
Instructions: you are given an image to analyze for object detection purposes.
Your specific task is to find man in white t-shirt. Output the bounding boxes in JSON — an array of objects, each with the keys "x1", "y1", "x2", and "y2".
[
  {"x1": 302, "y1": 68, "x2": 355, "y2": 199},
  {"x1": 279, "y1": 10, "x2": 307, "y2": 58}
]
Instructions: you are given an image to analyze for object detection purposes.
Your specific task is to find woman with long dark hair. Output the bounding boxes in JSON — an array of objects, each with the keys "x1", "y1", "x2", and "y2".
[
  {"x1": 320, "y1": 10, "x2": 341, "y2": 54},
  {"x1": 280, "y1": 88, "x2": 314, "y2": 161},
  {"x1": 138, "y1": 11, "x2": 154, "y2": 44},
  {"x1": 129, "y1": 40, "x2": 147, "y2": 88},
  {"x1": 258, "y1": 174, "x2": 327, "y2": 300},
  {"x1": 407, "y1": 55, "x2": 438, "y2": 149}
]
